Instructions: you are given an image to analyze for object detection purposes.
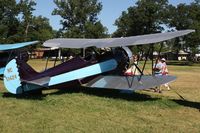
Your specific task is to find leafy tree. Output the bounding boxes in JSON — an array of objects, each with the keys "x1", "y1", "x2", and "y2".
[
  {"x1": 167, "y1": 3, "x2": 193, "y2": 30},
  {"x1": 0, "y1": 0, "x2": 20, "y2": 43},
  {"x1": 113, "y1": 0, "x2": 169, "y2": 37},
  {"x1": 53, "y1": 0, "x2": 108, "y2": 38},
  {"x1": 0, "y1": 0, "x2": 54, "y2": 44},
  {"x1": 28, "y1": 16, "x2": 54, "y2": 42},
  {"x1": 18, "y1": 0, "x2": 36, "y2": 39},
  {"x1": 18, "y1": 1, "x2": 54, "y2": 42},
  {"x1": 167, "y1": 2, "x2": 200, "y2": 60},
  {"x1": 113, "y1": 0, "x2": 170, "y2": 58}
]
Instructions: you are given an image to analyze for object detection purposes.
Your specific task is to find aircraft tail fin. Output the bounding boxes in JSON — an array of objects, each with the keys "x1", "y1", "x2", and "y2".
[
  {"x1": 3, "y1": 59, "x2": 45, "y2": 94},
  {"x1": 3, "y1": 59, "x2": 23, "y2": 94}
]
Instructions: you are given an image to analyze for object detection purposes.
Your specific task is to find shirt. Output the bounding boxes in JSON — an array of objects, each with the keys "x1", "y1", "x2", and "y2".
[{"x1": 154, "y1": 62, "x2": 163, "y2": 75}]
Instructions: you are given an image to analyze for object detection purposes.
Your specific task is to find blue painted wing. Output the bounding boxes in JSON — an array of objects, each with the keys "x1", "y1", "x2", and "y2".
[
  {"x1": 0, "y1": 41, "x2": 39, "y2": 51},
  {"x1": 0, "y1": 67, "x2": 5, "y2": 75}
]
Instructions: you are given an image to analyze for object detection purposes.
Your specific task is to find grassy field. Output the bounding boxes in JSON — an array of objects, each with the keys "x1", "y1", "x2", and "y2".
[{"x1": 0, "y1": 59, "x2": 199, "y2": 133}]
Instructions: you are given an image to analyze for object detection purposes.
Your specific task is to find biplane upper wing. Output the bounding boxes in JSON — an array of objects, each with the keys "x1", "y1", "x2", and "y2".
[
  {"x1": 43, "y1": 30, "x2": 194, "y2": 48},
  {"x1": 0, "y1": 41, "x2": 39, "y2": 51}
]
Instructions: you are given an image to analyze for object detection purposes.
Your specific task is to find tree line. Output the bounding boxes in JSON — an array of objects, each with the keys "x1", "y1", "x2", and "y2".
[
  {"x1": 0, "y1": 0, "x2": 200, "y2": 59},
  {"x1": 0, "y1": 0, "x2": 55, "y2": 44}
]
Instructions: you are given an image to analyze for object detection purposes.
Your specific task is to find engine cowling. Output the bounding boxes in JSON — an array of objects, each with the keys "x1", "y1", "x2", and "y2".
[{"x1": 112, "y1": 47, "x2": 133, "y2": 75}]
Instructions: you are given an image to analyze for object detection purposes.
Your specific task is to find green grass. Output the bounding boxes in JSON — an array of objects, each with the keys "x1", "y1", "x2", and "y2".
[{"x1": 0, "y1": 59, "x2": 200, "y2": 133}]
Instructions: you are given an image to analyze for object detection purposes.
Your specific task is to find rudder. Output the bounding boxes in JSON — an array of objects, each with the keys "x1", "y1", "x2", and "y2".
[{"x1": 3, "y1": 59, "x2": 23, "y2": 94}]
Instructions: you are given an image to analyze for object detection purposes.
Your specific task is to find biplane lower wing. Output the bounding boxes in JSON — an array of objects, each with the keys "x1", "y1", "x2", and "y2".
[{"x1": 86, "y1": 75, "x2": 176, "y2": 91}]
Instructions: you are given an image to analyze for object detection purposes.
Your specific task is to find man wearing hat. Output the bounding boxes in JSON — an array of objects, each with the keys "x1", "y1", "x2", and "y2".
[{"x1": 153, "y1": 58, "x2": 170, "y2": 92}]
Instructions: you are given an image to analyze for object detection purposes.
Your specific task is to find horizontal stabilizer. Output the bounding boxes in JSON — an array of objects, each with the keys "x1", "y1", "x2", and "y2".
[
  {"x1": 21, "y1": 77, "x2": 50, "y2": 88},
  {"x1": 86, "y1": 75, "x2": 176, "y2": 91}
]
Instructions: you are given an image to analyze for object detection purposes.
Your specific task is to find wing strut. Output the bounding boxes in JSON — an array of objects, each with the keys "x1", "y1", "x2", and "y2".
[
  {"x1": 6, "y1": 50, "x2": 13, "y2": 65},
  {"x1": 126, "y1": 42, "x2": 165, "y2": 87},
  {"x1": 45, "y1": 54, "x2": 50, "y2": 70},
  {"x1": 151, "y1": 44, "x2": 154, "y2": 75},
  {"x1": 125, "y1": 63, "x2": 139, "y2": 88},
  {"x1": 141, "y1": 44, "x2": 152, "y2": 75},
  {"x1": 137, "y1": 44, "x2": 153, "y2": 82},
  {"x1": 124, "y1": 43, "x2": 154, "y2": 87},
  {"x1": 53, "y1": 49, "x2": 59, "y2": 67}
]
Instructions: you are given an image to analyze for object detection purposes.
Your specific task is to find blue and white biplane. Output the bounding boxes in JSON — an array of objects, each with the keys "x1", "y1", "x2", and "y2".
[{"x1": 2, "y1": 30, "x2": 194, "y2": 95}]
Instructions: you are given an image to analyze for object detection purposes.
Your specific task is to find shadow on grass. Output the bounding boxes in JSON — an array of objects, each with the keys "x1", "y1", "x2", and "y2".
[
  {"x1": 2, "y1": 87, "x2": 200, "y2": 110},
  {"x1": 2, "y1": 90, "x2": 46, "y2": 100},
  {"x1": 49, "y1": 87, "x2": 159, "y2": 102},
  {"x1": 172, "y1": 99, "x2": 200, "y2": 110},
  {"x1": 2, "y1": 87, "x2": 159, "y2": 102}
]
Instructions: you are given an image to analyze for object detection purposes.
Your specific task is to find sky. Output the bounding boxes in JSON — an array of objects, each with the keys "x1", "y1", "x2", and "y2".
[{"x1": 28, "y1": 0, "x2": 194, "y2": 34}]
